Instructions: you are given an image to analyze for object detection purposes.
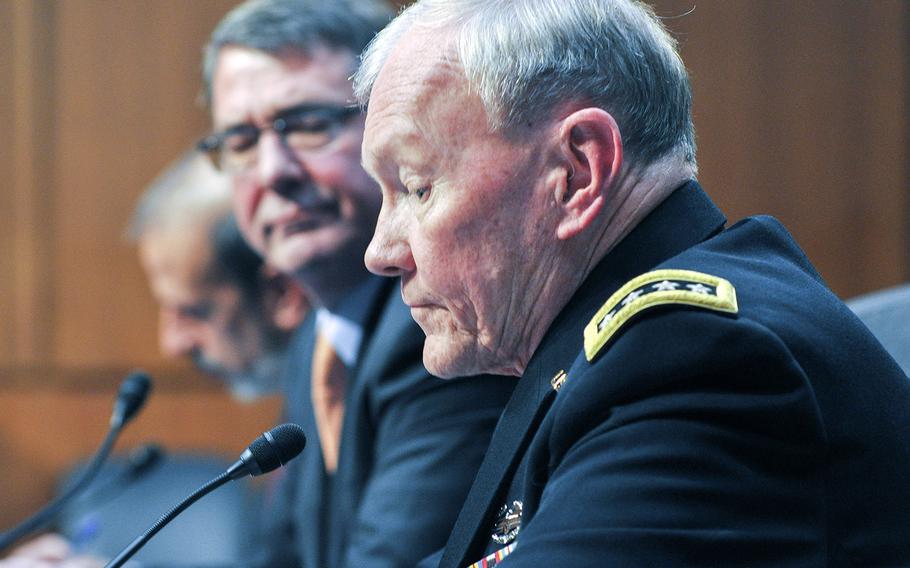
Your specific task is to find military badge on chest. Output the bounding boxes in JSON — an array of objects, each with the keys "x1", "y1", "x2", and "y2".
[
  {"x1": 550, "y1": 369, "x2": 567, "y2": 391},
  {"x1": 491, "y1": 500, "x2": 523, "y2": 545}
]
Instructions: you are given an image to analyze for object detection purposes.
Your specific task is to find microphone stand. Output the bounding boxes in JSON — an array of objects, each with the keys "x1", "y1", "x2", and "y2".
[
  {"x1": 103, "y1": 424, "x2": 305, "y2": 568},
  {"x1": 74, "y1": 443, "x2": 165, "y2": 508},
  {"x1": 0, "y1": 371, "x2": 151, "y2": 554}
]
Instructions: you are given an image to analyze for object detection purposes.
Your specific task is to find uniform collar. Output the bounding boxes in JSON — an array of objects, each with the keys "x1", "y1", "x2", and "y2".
[{"x1": 524, "y1": 178, "x2": 726, "y2": 382}]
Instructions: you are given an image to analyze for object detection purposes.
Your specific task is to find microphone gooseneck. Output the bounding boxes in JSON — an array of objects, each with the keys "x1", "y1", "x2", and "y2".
[
  {"x1": 76, "y1": 443, "x2": 166, "y2": 508},
  {"x1": 104, "y1": 423, "x2": 306, "y2": 568},
  {"x1": 0, "y1": 371, "x2": 154, "y2": 554}
]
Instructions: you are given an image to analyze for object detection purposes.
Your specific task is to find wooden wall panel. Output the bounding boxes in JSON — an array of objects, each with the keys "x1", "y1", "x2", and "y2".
[
  {"x1": 3, "y1": 0, "x2": 55, "y2": 366},
  {"x1": 0, "y1": 0, "x2": 15, "y2": 364},
  {"x1": 653, "y1": 0, "x2": 909, "y2": 297},
  {"x1": 53, "y1": 0, "x2": 237, "y2": 368}
]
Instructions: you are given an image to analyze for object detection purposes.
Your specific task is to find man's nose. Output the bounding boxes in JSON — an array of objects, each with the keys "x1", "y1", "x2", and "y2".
[
  {"x1": 365, "y1": 203, "x2": 415, "y2": 277},
  {"x1": 159, "y1": 312, "x2": 198, "y2": 359},
  {"x1": 256, "y1": 130, "x2": 307, "y2": 198}
]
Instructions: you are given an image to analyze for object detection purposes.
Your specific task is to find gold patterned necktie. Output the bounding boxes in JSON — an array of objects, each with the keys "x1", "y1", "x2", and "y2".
[{"x1": 311, "y1": 330, "x2": 347, "y2": 473}]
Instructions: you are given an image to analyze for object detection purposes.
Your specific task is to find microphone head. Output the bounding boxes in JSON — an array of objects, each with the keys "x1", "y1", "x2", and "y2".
[
  {"x1": 239, "y1": 423, "x2": 306, "y2": 477},
  {"x1": 125, "y1": 443, "x2": 165, "y2": 479},
  {"x1": 111, "y1": 371, "x2": 152, "y2": 428}
]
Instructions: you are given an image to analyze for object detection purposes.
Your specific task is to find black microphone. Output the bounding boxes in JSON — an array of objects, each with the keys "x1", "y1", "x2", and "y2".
[
  {"x1": 104, "y1": 424, "x2": 306, "y2": 568},
  {"x1": 111, "y1": 372, "x2": 153, "y2": 429},
  {"x1": 0, "y1": 371, "x2": 153, "y2": 554},
  {"x1": 227, "y1": 422, "x2": 305, "y2": 479},
  {"x1": 122, "y1": 443, "x2": 166, "y2": 479}
]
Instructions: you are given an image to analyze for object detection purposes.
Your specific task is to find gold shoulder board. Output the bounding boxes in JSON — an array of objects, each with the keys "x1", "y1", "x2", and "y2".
[{"x1": 584, "y1": 269, "x2": 738, "y2": 361}]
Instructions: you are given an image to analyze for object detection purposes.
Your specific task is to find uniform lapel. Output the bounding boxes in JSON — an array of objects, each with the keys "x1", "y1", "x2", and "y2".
[{"x1": 439, "y1": 362, "x2": 555, "y2": 568}]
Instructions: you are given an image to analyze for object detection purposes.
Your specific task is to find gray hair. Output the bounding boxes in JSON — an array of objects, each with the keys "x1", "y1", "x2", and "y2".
[
  {"x1": 202, "y1": 0, "x2": 395, "y2": 106},
  {"x1": 354, "y1": 0, "x2": 696, "y2": 169},
  {"x1": 127, "y1": 149, "x2": 232, "y2": 241},
  {"x1": 127, "y1": 149, "x2": 267, "y2": 300}
]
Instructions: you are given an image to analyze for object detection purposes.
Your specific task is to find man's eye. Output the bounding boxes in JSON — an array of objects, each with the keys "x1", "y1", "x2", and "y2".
[
  {"x1": 414, "y1": 186, "x2": 430, "y2": 200},
  {"x1": 224, "y1": 129, "x2": 258, "y2": 153},
  {"x1": 284, "y1": 112, "x2": 332, "y2": 133},
  {"x1": 178, "y1": 304, "x2": 213, "y2": 321}
]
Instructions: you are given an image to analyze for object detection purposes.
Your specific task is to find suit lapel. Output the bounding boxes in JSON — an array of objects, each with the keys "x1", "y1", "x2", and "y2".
[
  {"x1": 285, "y1": 317, "x2": 327, "y2": 568},
  {"x1": 327, "y1": 275, "x2": 397, "y2": 567}
]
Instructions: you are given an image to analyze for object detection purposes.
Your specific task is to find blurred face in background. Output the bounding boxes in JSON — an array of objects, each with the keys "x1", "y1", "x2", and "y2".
[
  {"x1": 210, "y1": 45, "x2": 381, "y2": 304},
  {"x1": 139, "y1": 222, "x2": 291, "y2": 400}
]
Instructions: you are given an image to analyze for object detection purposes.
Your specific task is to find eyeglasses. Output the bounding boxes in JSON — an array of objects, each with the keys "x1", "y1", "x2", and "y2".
[{"x1": 198, "y1": 103, "x2": 361, "y2": 173}]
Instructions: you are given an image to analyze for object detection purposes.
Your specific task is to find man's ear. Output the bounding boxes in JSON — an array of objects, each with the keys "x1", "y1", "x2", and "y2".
[
  {"x1": 261, "y1": 265, "x2": 309, "y2": 331},
  {"x1": 553, "y1": 108, "x2": 622, "y2": 240}
]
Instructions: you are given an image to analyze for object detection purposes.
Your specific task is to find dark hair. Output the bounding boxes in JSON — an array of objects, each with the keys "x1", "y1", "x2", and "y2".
[{"x1": 202, "y1": 0, "x2": 394, "y2": 105}]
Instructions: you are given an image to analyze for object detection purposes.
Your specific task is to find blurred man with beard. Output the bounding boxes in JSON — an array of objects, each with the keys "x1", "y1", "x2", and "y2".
[
  {"x1": 132, "y1": 149, "x2": 310, "y2": 566},
  {"x1": 130, "y1": 149, "x2": 308, "y2": 402},
  {"x1": 0, "y1": 150, "x2": 309, "y2": 568}
]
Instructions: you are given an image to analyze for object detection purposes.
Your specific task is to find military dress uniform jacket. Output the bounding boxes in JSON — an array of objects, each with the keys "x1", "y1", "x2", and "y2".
[
  {"x1": 264, "y1": 275, "x2": 515, "y2": 568},
  {"x1": 439, "y1": 180, "x2": 910, "y2": 567}
]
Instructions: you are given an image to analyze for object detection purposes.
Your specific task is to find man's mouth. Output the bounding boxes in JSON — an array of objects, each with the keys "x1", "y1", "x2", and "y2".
[
  {"x1": 265, "y1": 201, "x2": 340, "y2": 240},
  {"x1": 403, "y1": 293, "x2": 437, "y2": 312},
  {"x1": 284, "y1": 216, "x2": 323, "y2": 235}
]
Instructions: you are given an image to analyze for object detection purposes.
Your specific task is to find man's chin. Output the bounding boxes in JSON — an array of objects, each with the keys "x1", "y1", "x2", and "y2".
[
  {"x1": 227, "y1": 380, "x2": 265, "y2": 403},
  {"x1": 268, "y1": 231, "x2": 347, "y2": 279},
  {"x1": 267, "y1": 241, "x2": 315, "y2": 276},
  {"x1": 192, "y1": 357, "x2": 262, "y2": 400},
  {"x1": 422, "y1": 336, "x2": 480, "y2": 379}
]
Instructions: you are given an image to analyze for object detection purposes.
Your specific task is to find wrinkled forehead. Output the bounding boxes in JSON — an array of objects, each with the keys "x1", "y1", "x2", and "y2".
[{"x1": 363, "y1": 31, "x2": 478, "y2": 170}]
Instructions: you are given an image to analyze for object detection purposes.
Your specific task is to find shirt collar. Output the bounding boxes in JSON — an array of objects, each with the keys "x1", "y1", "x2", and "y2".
[{"x1": 315, "y1": 276, "x2": 385, "y2": 366}]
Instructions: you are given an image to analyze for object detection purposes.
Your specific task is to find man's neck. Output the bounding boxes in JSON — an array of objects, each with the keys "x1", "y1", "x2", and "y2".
[
  {"x1": 506, "y1": 156, "x2": 695, "y2": 375},
  {"x1": 584, "y1": 155, "x2": 695, "y2": 278}
]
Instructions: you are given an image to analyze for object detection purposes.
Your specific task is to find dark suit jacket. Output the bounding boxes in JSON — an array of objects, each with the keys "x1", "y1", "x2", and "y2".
[
  {"x1": 440, "y1": 181, "x2": 910, "y2": 567},
  {"x1": 265, "y1": 275, "x2": 515, "y2": 567}
]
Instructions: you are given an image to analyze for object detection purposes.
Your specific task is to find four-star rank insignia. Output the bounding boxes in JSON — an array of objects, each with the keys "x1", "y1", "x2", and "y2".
[
  {"x1": 584, "y1": 269, "x2": 738, "y2": 362},
  {"x1": 491, "y1": 500, "x2": 523, "y2": 545}
]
